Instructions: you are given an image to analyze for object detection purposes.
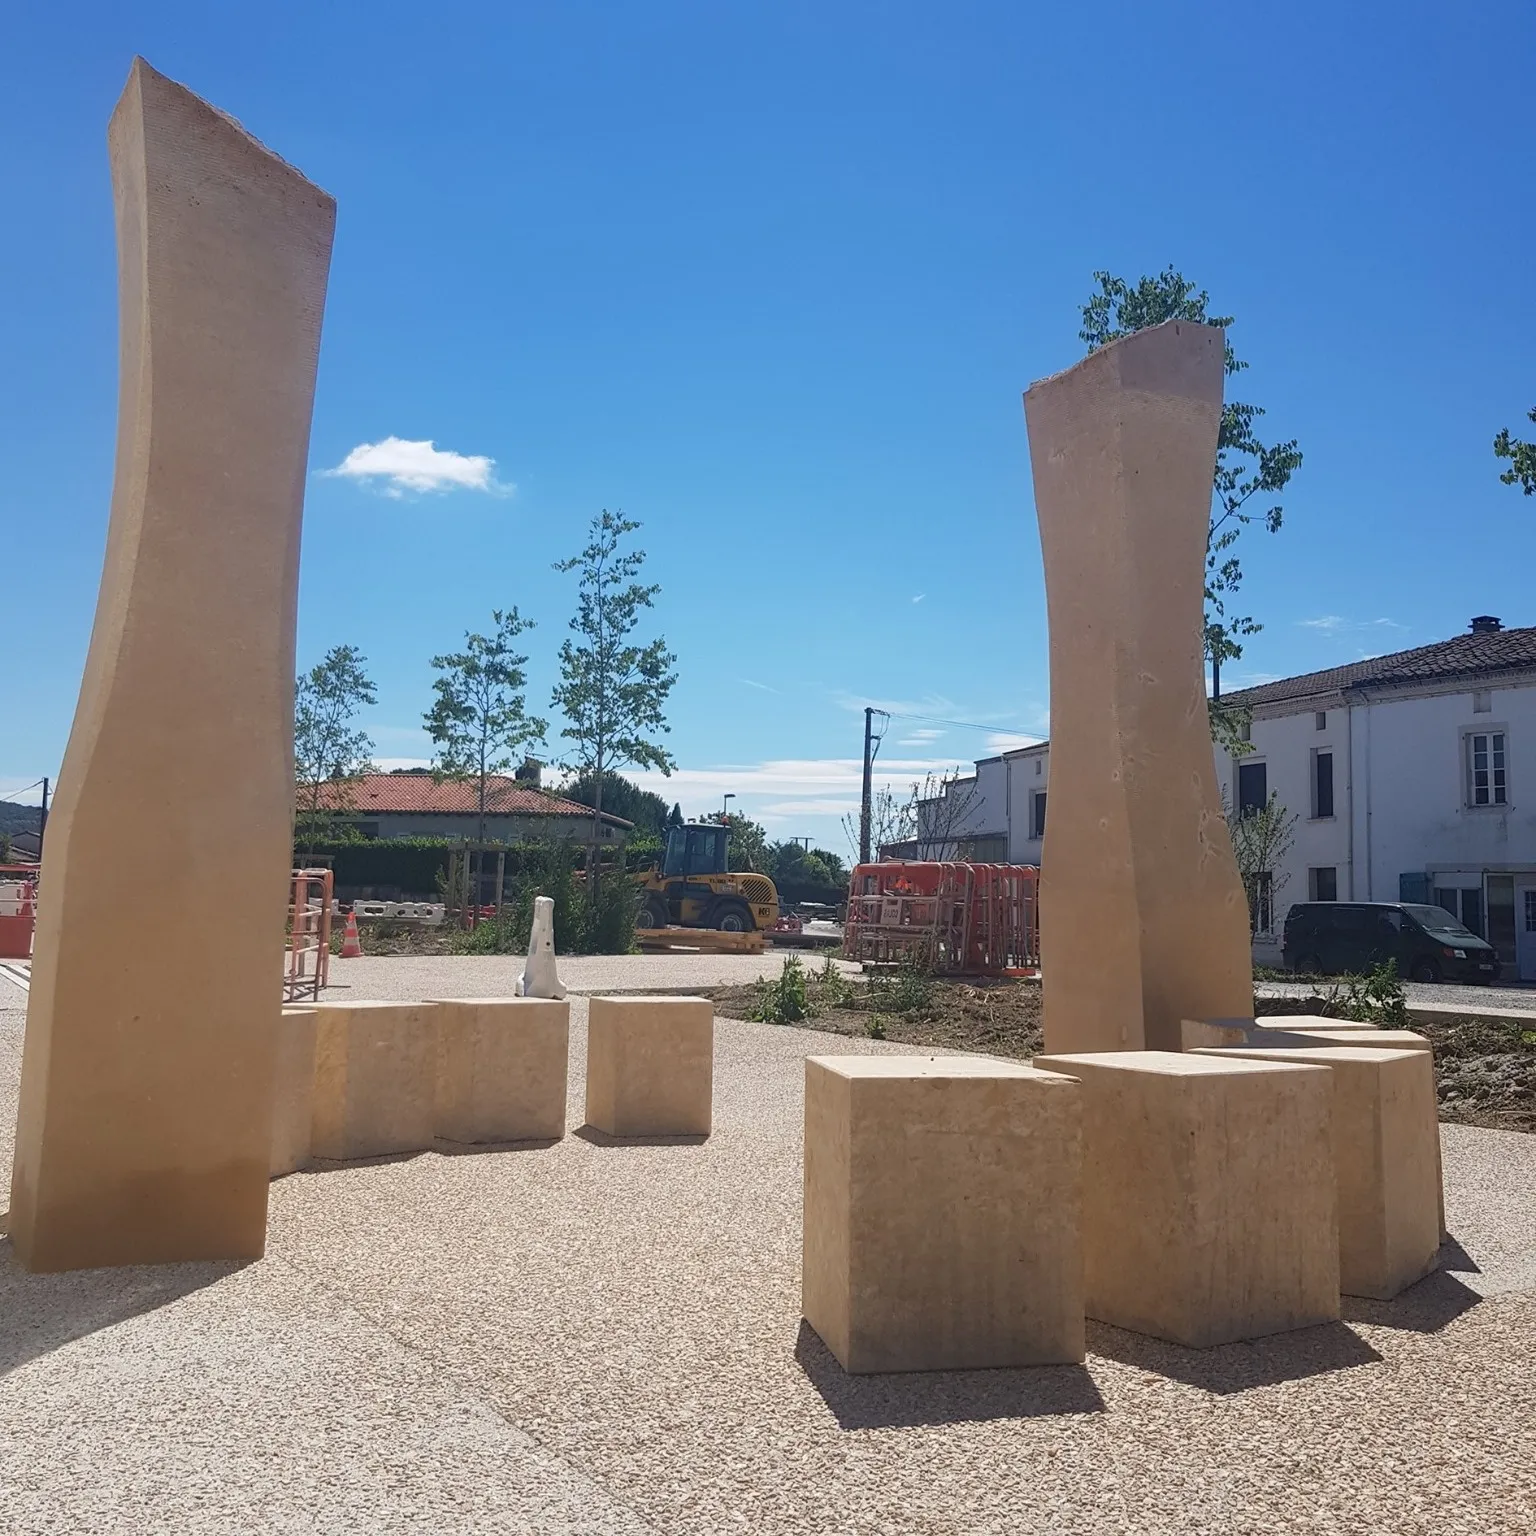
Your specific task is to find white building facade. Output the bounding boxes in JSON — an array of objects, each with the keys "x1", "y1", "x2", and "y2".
[{"x1": 916, "y1": 618, "x2": 1536, "y2": 980}]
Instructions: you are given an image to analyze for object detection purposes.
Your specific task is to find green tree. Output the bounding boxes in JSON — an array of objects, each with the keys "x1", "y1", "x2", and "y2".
[
  {"x1": 1081, "y1": 268, "x2": 1302, "y2": 753},
  {"x1": 667, "y1": 802, "x2": 685, "y2": 832},
  {"x1": 1224, "y1": 788, "x2": 1297, "y2": 937},
  {"x1": 1494, "y1": 407, "x2": 1536, "y2": 495},
  {"x1": 564, "y1": 770, "x2": 670, "y2": 837},
  {"x1": 720, "y1": 811, "x2": 770, "y2": 873},
  {"x1": 425, "y1": 609, "x2": 547, "y2": 845},
  {"x1": 771, "y1": 840, "x2": 842, "y2": 891},
  {"x1": 294, "y1": 644, "x2": 377, "y2": 854},
  {"x1": 551, "y1": 511, "x2": 678, "y2": 882}
]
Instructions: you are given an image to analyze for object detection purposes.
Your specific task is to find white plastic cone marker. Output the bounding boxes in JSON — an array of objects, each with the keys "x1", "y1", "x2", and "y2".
[{"x1": 517, "y1": 895, "x2": 567, "y2": 1000}]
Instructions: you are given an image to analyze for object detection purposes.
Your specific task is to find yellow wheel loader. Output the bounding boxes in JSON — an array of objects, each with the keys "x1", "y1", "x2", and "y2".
[{"x1": 633, "y1": 822, "x2": 780, "y2": 933}]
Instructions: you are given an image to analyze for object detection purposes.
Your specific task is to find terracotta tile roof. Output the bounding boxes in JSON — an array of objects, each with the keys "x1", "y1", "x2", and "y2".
[
  {"x1": 304, "y1": 773, "x2": 632, "y2": 826},
  {"x1": 1223, "y1": 625, "x2": 1536, "y2": 711}
]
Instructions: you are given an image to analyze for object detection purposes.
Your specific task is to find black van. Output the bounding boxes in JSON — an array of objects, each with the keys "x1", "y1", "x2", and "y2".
[{"x1": 1282, "y1": 902, "x2": 1499, "y2": 984}]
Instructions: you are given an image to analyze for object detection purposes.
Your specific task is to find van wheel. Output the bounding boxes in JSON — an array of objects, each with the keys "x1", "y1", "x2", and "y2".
[
  {"x1": 1291, "y1": 954, "x2": 1322, "y2": 977},
  {"x1": 1409, "y1": 958, "x2": 1441, "y2": 984}
]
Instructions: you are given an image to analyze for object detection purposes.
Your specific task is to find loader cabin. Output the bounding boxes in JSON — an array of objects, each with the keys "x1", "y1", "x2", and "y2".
[{"x1": 663, "y1": 823, "x2": 729, "y2": 877}]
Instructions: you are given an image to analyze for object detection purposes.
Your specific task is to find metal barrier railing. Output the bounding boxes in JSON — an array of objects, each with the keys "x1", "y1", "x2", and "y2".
[{"x1": 285, "y1": 867, "x2": 333, "y2": 1003}]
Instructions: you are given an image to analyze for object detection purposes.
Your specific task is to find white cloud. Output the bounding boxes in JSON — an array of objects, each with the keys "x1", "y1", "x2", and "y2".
[
  {"x1": 911, "y1": 593, "x2": 925, "y2": 604},
  {"x1": 1297, "y1": 615, "x2": 1405, "y2": 634},
  {"x1": 896, "y1": 727, "x2": 945, "y2": 746},
  {"x1": 985, "y1": 732, "x2": 1043, "y2": 753},
  {"x1": 325, "y1": 437, "x2": 511, "y2": 498},
  {"x1": 738, "y1": 678, "x2": 781, "y2": 694}
]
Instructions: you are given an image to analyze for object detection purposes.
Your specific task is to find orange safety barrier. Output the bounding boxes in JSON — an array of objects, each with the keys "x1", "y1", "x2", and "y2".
[
  {"x1": 0, "y1": 863, "x2": 40, "y2": 961},
  {"x1": 285, "y1": 867, "x2": 333, "y2": 1002},
  {"x1": 844, "y1": 861, "x2": 1038, "y2": 976}
]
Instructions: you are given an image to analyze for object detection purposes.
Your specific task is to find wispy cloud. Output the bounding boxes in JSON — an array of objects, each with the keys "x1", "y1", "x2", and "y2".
[
  {"x1": 1296, "y1": 615, "x2": 1405, "y2": 634},
  {"x1": 985, "y1": 732, "x2": 1043, "y2": 753},
  {"x1": 325, "y1": 437, "x2": 512, "y2": 498},
  {"x1": 911, "y1": 593, "x2": 925, "y2": 604},
  {"x1": 896, "y1": 727, "x2": 945, "y2": 746},
  {"x1": 738, "y1": 678, "x2": 781, "y2": 694}
]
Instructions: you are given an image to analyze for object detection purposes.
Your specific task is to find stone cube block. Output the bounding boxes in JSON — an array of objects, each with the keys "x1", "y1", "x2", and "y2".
[
  {"x1": 1193, "y1": 1044, "x2": 1441, "y2": 1299},
  {"x1": 429, "y1": 996, "x2": 569, "y2": 1143},
  {"x1": 271, "y1": 1006, "x2": 318, "y2": 1177},
  {"x1": 1033, "y1": 1050, "x2": 1339, "y2": 1347},
  {"x1": 310, "y1": 1001, "x2": 436, "y2": 1160},
  {"x1": 1182, "y1": 1017, "x2": 1430, "y2": 1053},
  {"x1": 585, "y1": 996, "x2": 713, "y2": 1137},
  {"x1": 803, "y1": 1055, "x2": 1084, "y2": 1374}
]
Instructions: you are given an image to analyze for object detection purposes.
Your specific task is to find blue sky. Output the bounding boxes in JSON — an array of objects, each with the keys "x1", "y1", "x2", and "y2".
[{"x1": 3, "y1": 1, "x2": 1532, "y2": 852}]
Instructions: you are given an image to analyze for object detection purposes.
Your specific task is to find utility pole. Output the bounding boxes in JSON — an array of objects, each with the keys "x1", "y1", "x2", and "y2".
[
  {"x1": 859, "y1": 707, "x2": 874, "y2": 865},
  {"x1": 38, "y1": 777, "x2": 50, "y2": 858}
]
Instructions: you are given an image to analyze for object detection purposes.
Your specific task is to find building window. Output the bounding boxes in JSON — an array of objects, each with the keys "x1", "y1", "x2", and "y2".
[
  {"x1": 1465, "y1": 731, "x2": 1508, "y2": 807},
  {"x1": 1035, "y1": 758, "x2": 1042, "y2": 776},
  {"x1": 1473, "y1": 690, "x2": 1492, "y2": 713},
  {"x1": 1315, "y1": 711, "x2": 1327, "y2": 731},
  {"x1": 1526, "y1": 889, "x2": 1536, "y2": 933},
  {"x1": 1309, "y1": 866, "x2": 1338, "y2": 902},
  {"x1": 1312, "y1": 750, "x2": 1334, "y2": 820},
  {"x1": 1247, "y1": 871, "x2": 1274, "y2": 936},
  {"x1": 1237, "y1": 760, "x2": 1267, "y2": 817},
  {"x1": 1030, "y1": 791, "x2": 1047, "y2": 840}
]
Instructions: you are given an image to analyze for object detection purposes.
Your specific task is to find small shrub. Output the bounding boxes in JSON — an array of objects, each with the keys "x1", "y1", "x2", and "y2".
[
  {"x1": 1328, "y1": 959, "x2": 1410, "y2": 1028},
  {"x1": 865, "y1": 1016, "x2": 887, "y2": 1041},
  {"x1": 816, "y1": 953, "x2": 857, "y2": 1008},
  {"x1": 868, "y1": 949, "x2": 934, "y2": 1015},
  {"x1": 751, "y1": 955, "x2": 809, "y2": 1025}
]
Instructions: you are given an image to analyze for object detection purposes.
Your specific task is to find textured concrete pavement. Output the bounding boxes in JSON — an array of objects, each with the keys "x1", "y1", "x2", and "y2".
[{"x1": 2, "y1": 988, "x2": 1534, "y2": 1534}]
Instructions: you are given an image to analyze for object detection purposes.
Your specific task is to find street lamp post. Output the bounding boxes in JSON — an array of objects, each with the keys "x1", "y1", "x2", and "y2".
[{"x1": 722, "y1": 793, "x2": 735, "y2": 820}]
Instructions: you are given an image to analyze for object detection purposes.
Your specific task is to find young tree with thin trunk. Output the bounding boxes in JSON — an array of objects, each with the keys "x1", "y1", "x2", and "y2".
[
  {"x1": 1224, "y1": 788, "x2": 1297, "y2": 937},
  {"x1": 1080, "y1": 268, "x2": 1302, "y2": 755},
  {"x1": 294, "y1": 644, "x2": 377, "y2": 854},
  {"x1": 425, "y1": 609, "x2": 547, "y2": 847},
  {"x1": 551, "y1": 511, "x2": 677, "y2": 884}
]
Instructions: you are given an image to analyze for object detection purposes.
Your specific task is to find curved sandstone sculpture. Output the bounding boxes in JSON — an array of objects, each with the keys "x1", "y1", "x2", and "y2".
[
  {"x1": 1024, "y1": 320, "x2": 1251, "y2": 1054},
  {"x1": 9, "y1": 60, "x2": 335, "y2": 1269}
]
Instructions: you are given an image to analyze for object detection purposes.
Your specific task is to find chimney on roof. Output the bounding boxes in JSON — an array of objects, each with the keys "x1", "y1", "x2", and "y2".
[
  {"x1": 514, "y1": 757, "x2": 542, "y2": 787},
  {"x1": 1470, "y1": 615, "x2": 1503, "y2": 634}
]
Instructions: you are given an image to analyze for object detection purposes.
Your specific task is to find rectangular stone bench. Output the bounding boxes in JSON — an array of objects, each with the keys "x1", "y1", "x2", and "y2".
[
  {"x1": 585, "y1": 996, "x2": 713, "y2": 1137},
  {"x1": 1191, "y1": 1043, "x2": 1440, "y2": 1299},
  {"x1": 271, "y1": 1006, "x2": 318, "y2": 1177},
  {"x1": 310, "y1": 1001, "x2": 436, "y2": 1159},
  {"x1": 1183, "y1": 1018, "x2": 1445, "y2": 1238},
  {"x1": 1033, "y1": 1049, "x2": 1339, "y2": 1348},
  {"x1": 429, "y1": 996, "x2": 569, "y2": 1144},
  {"x1": 802, "y1": 1055, "x2": 1084, "y2": 1373}
]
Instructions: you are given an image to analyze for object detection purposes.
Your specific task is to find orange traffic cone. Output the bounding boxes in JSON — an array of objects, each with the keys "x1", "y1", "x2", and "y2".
[{"x1": 340, "y1": 909, "x2": 363, "y2": 958}]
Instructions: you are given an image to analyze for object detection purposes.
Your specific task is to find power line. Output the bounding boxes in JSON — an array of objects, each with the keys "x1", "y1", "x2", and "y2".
[
  {"x1": 0, "y1": 779, "x2": 45, "y2": 805},
  {"x1": 882, "y1": 710, "x2": 1040, "y2": 738}
]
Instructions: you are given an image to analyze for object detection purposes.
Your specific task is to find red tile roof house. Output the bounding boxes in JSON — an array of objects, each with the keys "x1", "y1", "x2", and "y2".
[{"x1": 302, "y1": 772, "x2": 633, "y2": 844}]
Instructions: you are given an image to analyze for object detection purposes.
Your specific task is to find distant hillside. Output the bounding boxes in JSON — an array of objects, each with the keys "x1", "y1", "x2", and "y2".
[{"x1": 0, "y1": 802, "x2": 42, "y2": 837}]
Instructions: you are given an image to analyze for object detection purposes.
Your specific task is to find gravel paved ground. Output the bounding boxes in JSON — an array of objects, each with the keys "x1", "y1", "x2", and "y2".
[
  {"x1": 1257, "y1": 976, "x2": 1536, "y2": 1013},
  {"x1": 1, "y1": 990, "x2": 1534, "y2": 1534}
]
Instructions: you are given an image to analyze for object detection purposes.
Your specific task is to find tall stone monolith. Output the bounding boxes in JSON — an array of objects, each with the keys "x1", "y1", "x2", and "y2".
[
  {"x1": 9, "y1": 59, "x2": 335, "y2": 1270},
  {"x1": 1024, "y1": 320, "x2": 1251, "y2": 1054}
]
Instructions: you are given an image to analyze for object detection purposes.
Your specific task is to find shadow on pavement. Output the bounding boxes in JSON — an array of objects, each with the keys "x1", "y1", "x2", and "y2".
[
  {"x1": 0, "y1": 1239, "x2": 242, "y2": 1378},
  {"x1": 573, "y1": 1126, "x2": 710, "y2": 1149},
  {"x1": 1341, "y1": 1268, "x2": 1483, "y2": 1333},
  {"x1": 794, "y1": 1319, "x2": 1106, "y2": 1429},
  {"x1": 1085, "y1": 1317, "x2": 1382, "y2": 1393}
]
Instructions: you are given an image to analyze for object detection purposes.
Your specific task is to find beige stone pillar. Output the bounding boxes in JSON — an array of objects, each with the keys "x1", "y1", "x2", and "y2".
[
  {"x1": 271, "y1": 1008, "x2": 319, "y2": 1178},
  {"x1": 8, "y1": 59, "x2": 335, "y2": 1270},
  {"x1": 1024, "y1": 320, "x2": 1252, "y2": 1053}
]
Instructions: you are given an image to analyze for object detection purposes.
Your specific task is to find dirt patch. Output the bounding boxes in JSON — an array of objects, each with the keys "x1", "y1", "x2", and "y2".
[
  {"x1": 705, "y1": 974, "x2": 1044, "y2": 1058},
  {"x1": 706, "y1": 973, "x2": 1535, "y2": 1133}
]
